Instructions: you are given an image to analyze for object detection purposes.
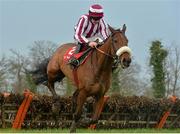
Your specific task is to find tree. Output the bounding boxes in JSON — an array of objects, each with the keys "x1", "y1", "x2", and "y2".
[
  {"x1": 7, "y1": 49, "x2": 29, "y2": 94},
  {"x1": 65, "y1": 78, "x2": 74, "y2": 96},
  {"x1": 165, "y1": 45, "x2": 180, "y2": 96},
  {"x1": 0, "y1": 56, "x2": 8, "y2": 91},
  {"x1": 149, "y1": 40, "x2": 168, "y2": 98},
  {"x1": 111, "y1": 68, "x2": 121, "y2": 93},
  {"x1": 28, "y1": 40, "x2": 57, "y2": 68},
  {"x1": 24, "y1": 73, "x2": 37, "y2": 93},
  {"x1": 109, "y1": 61, "x2": 143, "y2": 96}
]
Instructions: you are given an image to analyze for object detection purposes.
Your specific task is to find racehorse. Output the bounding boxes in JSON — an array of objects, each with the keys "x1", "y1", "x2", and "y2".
[{"x1": 30, "y1": 24, "x2": 132, "y2": 132}]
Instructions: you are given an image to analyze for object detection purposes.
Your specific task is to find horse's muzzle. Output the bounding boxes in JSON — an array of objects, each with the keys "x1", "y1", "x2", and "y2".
[{"x1": 121, "y1": 58, "x2": 131, "y2": 68}]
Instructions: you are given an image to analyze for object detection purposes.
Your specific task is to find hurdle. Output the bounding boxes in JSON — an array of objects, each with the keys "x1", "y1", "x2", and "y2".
[
  {"x1": 12, "y1": 89, "x2": 34, "y2": 129},
  {"x1": 156, "y1": 95, "x2": 177, "y2": 128}
]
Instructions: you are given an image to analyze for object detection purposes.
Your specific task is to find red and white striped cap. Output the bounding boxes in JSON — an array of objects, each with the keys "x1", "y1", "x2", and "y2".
[{"x1": 89, "y1": 4, "x2": 104, "y2": 17}]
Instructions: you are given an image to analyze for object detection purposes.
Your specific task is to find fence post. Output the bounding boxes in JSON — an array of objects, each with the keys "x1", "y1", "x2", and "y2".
[
  {"x1": 156, "y1": 95, "x2": 177, "y2": 129},
  {"x1": 12, "y1": 89, "x2": 34, "y2": 129},
  {"x1": 1, "y1": 92, "x2": 10, "y2": 128}
]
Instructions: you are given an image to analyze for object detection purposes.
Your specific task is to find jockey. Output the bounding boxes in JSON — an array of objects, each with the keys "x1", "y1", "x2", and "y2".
[{"x1": 69, "y1": 4, "x2": 110, "y2": 66}]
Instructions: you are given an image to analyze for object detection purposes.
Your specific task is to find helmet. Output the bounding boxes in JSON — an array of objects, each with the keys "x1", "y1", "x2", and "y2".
[{"x1": 89, "y1": 4, "x2": 104, "y2": 18}]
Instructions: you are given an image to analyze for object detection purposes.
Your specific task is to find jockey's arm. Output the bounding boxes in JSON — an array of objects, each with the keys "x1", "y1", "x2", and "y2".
[
  {"x1": 74, "y1": 17, "x2": 89, "y2": 44},
  {"x1": 100, "y1": 19, "x2": 109, "y2": 40}
]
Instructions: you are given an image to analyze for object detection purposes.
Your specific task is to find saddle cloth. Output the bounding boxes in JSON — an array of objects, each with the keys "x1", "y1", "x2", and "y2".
[{"x1": 63, "y1": 46, "x2": 92, "y2": 65}]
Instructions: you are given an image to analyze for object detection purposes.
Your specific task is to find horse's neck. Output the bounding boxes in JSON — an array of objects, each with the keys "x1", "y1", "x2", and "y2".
[
  {"x1": 98, "y1": 38, "x2": 113, "y2": 64},
  {"x1": 94, "y1": 39, "x2": 114, "y2": 77}
]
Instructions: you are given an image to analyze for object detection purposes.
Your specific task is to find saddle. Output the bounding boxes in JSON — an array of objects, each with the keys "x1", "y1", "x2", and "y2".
[{"x1": 63, "y1": 46, "x2": 92, "y2": 68}]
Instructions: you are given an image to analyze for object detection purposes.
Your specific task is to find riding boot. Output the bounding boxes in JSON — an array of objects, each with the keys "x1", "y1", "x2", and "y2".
[{"x1": 69, "y1": 43, "x2": 82, "y2": 67}]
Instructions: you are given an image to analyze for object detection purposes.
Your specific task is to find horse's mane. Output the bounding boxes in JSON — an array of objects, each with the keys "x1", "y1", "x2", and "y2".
[{"x1": 102, "y1": 27, "x2": 121, "y2": 43}]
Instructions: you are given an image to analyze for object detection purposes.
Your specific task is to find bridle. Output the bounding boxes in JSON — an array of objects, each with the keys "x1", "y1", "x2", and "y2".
[{"x1": 95, "y1": 31, "x2": 123, "y2": 62}]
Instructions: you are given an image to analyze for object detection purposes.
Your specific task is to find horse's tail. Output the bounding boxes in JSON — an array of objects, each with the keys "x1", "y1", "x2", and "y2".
[{"x1": 25, "y1": 58, "x2": 50, "y2": 86}]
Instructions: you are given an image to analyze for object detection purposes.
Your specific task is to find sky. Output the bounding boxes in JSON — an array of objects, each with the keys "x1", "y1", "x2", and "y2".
[{"x1": 0, "y1": 0, "x2": 180, "y2": 73}]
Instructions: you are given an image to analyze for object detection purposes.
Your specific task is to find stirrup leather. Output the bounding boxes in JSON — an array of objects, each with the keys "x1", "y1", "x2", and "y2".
[{"x1": 69, "y1": 58, "x2": 80, "y2": 66}]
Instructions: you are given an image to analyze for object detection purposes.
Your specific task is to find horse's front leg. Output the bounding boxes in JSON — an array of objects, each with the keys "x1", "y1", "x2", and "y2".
[
  {"x1": 72, "y1": 90, "x2": 80, "y2": 113},
  {"x1": 70, "y1": 90, "x2": 87, "y2": 133},
  {"x1": 91, "y1": 96, "x2": 105, "y2": 124}
]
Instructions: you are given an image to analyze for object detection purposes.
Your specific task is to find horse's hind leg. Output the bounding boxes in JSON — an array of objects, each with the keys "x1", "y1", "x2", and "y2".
[
  {"x1": 48, "y1": 70, "x2": 65, "y2": 115},
  {"x1": 47, "y1": 70, "x2": 65, "y2": 98},
  {"x1": 70, "y1": 90, "x2": 87, "y2": 133},
  {"x1": 47, "y1": 80, "x2": 57, "y2": 98}
]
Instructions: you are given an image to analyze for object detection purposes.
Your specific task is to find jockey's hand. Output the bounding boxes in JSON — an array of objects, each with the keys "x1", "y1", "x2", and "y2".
[{"x1": 88, "y1": 41, "x2": 98, "y2": 48}]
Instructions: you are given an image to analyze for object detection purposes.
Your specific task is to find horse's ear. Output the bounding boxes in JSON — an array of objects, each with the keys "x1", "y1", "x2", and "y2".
[
  {"x1": 108, "y1": 24, "x2": 115, "y2": 33},
  {"x1": 122, "y1": 24, "x2": 126, "y2": 34}
]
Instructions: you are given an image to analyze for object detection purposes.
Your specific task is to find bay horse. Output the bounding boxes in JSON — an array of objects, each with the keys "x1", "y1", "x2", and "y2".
[{"x1": 30, "y1": 24, "x2": 132, "y2": 132}]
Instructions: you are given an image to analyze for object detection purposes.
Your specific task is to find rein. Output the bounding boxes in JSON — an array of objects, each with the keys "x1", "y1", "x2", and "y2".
[
  {"x1": 94, "y1": 33, "x2": 120, "y2": 60},
  {"x1": 95, "y1": 45, "x2": 115, "y2": 59}
]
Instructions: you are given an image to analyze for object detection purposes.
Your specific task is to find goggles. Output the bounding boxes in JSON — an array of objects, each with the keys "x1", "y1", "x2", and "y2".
[{"x1": 91, "y1": 17, "x2": 102, "y2": 21}]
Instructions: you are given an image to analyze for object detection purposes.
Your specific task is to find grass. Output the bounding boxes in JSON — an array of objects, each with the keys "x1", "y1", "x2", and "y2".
[{"x1": 0, "y1": 128, "x2": 180, "y2": 133}]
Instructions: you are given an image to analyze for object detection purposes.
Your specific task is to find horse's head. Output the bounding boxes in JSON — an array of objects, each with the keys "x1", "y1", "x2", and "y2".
[{"x1": 108, "y1": 24, "x2": 132, "y2": 68}]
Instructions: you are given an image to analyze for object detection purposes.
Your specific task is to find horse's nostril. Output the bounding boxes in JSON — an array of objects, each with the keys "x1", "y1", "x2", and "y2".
[
  {"x1": 127, "y1": 59, "x2": 131, "y2": 64},
  {"x1": 123, "y1": 58, "x2": 126, "y2": 63},
  {"x1": 122, "y1": 58, "x2": 131, "y2": 67}
]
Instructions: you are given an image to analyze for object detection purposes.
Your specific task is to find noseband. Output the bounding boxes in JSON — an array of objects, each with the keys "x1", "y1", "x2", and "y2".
[
  {"x1": 95, "y1": 32, "x2": 119, "y2": 60},
  {"x1": 95, "y1": 31, "x2": 131, "y2": 63}
]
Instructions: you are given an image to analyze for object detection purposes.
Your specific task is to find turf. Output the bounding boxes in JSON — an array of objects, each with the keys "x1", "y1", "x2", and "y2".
[{"x1": 0, "y1": 128, "x2": 180, "y2": 133}]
